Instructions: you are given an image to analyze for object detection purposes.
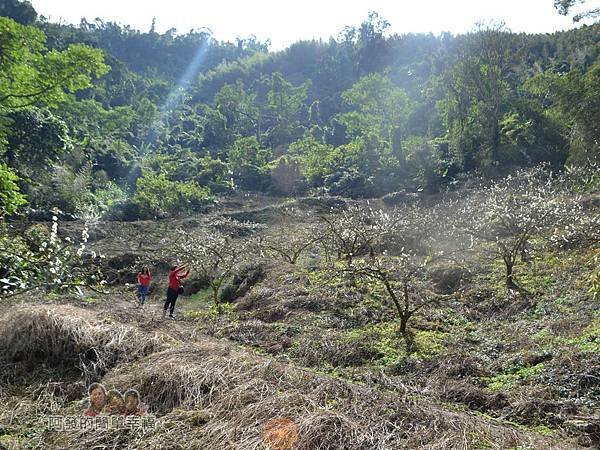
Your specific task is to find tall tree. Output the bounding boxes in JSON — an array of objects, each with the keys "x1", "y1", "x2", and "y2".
[
  {"x1": 525, "y1": 59, "x2": 600, "y2": 163},
  {"x1": 4, "y1": 107, "x2": 71, "y2": 174},
  {"x1": 0, "y1": 17, "x2": 109, "y2": 112},
  {"x1": 228, "y1": 136, "x2": 272, "y2": 190},
  {"x1": 264, "y1": 72, "x2": 310, "y2": 148},
  {"x1": 215, "y1": 80, "x2": 259, "y2": 141},
  {"x1": 554, "y1": 0, "x2": 600, "y2": 21},
  {"x1": 341, "y1": 11, "x2": 391, "y2": 75},
  {"x1": 443, "y1": 23, "x2": 515, "y2": 171},
  {"x1": 0, "y1": 0, "x2": 37, "y2": 25},
  {"x1": 339, "y1": 73, "x2": 411, "y2": 150}
]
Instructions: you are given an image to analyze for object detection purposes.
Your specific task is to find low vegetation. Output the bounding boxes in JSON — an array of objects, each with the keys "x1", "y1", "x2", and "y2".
[
  {"x1": 0, "y1": 1, "x2": 599, "y2": 448},
  {"x1": 2, "y1": 165, "x2": 597, "y2": 448}
]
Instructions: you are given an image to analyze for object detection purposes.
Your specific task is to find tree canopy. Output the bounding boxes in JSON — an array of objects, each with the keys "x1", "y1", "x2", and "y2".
[{"x1": 0, "y1": 4, "x2": 598, "y2": 218}]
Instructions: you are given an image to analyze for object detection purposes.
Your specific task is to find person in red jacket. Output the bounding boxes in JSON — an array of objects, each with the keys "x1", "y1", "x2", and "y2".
[
  {"x1": 163, "y1": 263, "x2": 190, "y2": 319},
  {"x1": 137, "y1": 267, "x2": 152, "y2": 306}
]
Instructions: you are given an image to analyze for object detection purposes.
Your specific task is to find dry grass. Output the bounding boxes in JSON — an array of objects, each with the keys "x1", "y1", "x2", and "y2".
[
  {"x1": 0, "y1": 302, "x2": 572, "y2": 449},
  {"x1": 75, "y1": 343, "x2": 559, "y2": 448},
  {"x1": 0, "y1": 304, "x2": 165, "y2": 383}
]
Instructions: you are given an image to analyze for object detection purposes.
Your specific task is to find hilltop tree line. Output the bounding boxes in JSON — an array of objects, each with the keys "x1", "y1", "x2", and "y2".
[{"x1": 0, "y1": 1, "x2": 599, "y2": 219}]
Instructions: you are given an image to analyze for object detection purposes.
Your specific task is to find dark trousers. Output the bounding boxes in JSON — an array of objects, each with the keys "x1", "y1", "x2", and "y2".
[{"x1": 164, "y1": 288, "x2": 179, "y2": 315}]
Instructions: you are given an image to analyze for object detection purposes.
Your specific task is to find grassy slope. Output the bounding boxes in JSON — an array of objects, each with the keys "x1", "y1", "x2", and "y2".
[
  {"x1": 0, "y1": 194, "x2": 598, "y2": 448},
  {"x1": 181, "y1": 198, "x2": 599, "y2": 447},
  {"x1": 190, "y1": 245, "x2": 598, "y2": 437}
]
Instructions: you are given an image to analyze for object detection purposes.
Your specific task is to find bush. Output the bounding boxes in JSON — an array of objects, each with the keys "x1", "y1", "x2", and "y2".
[
  {"x1": 402, "y1": 137, "x2": 446, "y2": 192},
  {"x1": 429, "y1": 266, "x2": 471, "y2": 294},
  {"x1": 228, "y1": 136, "x2": 272, "y2": 191},
  {"x1": 30, "y1": 164, "x2": 94, "y2": 215},
  {"x1": 103, "y1": 199, "x2": 141, "y2": 221},
  {"x1": 322, "y1": 167, "x2": 373, "y2": 198},
  {"x1": 133, "y1": 171, "x2": 213, "y2": 218},
  {"x1": 268, "y1": 155, "x2": 307, "y2": 195},
  {"x1": 0, "y1": 215, "x2": 104, "y2": 296},
  {"x1": 0, "y1": 162, "x2": 26, "y2": 216}
]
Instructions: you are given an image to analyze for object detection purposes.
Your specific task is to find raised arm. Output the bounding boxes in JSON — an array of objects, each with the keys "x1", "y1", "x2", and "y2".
[
  {"x1": 174, "y1": 264, "x2": 188, "y2": 274},
  {"x1": 178, "y1": 269, "x2": 190, "y2": 280}
]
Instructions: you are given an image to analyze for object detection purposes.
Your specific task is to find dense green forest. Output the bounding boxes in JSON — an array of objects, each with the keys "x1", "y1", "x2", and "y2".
[{"x1": 0, "y1": 1, "x2": 598, "y2": 220}]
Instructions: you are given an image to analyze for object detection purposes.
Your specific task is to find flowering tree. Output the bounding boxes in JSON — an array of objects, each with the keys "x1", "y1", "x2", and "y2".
[
  {"x1": 168, "y1": 219, "x2": 255, "y2": 311},
  {"x1": 455, "y1": 166, "x2": 586, "y2": 290},
  {"x1": 256, "y1": 210, "x2": 324, "y2": 265},
  {"x1": 320, "y1": 204, "x2": 402, "y2": 266},
  {"x1": 550, "y1": 164, "x2": 600, "y2": 248},
  {"x1": 349, "y1": 253, "x2": 439, "y2": 338},
  {"x1": 330, "y1": 201, "x2": 448, "y2": 341},
  {"x1": 0, "y1": 213, "x2": 104, "y2": 297}
]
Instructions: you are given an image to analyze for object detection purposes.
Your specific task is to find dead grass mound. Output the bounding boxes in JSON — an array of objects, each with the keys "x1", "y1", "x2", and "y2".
[
  {"x1": 436, "y1": 378, "x2": 509, "y2": 411},
  {"x1": 0, "y1": 304, "x2": 164, "y2": 383}
]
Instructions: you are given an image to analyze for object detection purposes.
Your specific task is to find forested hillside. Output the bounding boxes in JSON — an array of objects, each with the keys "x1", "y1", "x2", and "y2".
[
  {"x1": 1, "y1": 2, "x2": 600, "y2": 448},
  {"x1": 0, "y1": 1, "x2": 598, "y2": 220}
]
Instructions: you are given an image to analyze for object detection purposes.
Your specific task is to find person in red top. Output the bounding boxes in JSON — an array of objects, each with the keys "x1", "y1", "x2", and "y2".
[
  {"x1": 163, "y1": 263, "x2": 190, "y2": 319},
  {"x1": 137, "y1": 267, "x2": 152, "y2": 306}
]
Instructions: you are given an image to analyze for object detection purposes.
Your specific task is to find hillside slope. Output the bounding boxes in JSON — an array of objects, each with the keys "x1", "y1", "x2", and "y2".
[{"x1": 0, "y1": 299, "x2": 568, "y2": 449}]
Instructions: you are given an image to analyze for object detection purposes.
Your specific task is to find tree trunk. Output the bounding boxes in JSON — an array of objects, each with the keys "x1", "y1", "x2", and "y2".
[
  {"x1": 289, "y1": 252, "x2": 298, "y2": 265},
  {"x1": 399, "y1": 318, "x2": 415, "y2": 354},
  {"x1": 212, "y1": 286, "x2": 222, "y2": 313},
  {"x1": 491, "y1": 119, "x2": 500, "y2": 163},
  {"x1": 399, "y1": 314, "x2": 408, "y2": 334},
  {"x1": 322, "y1": 243, "x2": 330, "y2": 263},
  {"x1": 403, "y1": 332, "x2": 416, "y2": 354},
  {"x1": 505, "y1": 260, "x2": 518, "y2": 290}
]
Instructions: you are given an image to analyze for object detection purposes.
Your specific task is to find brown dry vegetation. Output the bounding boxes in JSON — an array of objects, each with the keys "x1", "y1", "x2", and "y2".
[{"x1": 0, "y1": 301, "x2": 565, "y2": 449}]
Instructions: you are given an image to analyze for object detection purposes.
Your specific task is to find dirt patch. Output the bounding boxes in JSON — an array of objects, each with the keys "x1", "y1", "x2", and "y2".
[
  {"x1": 430, "y1": 266, "x2": 472, "y2": 294},
  {"x1": 220, "y1": 262, "x2": 266, "y2": 302}
]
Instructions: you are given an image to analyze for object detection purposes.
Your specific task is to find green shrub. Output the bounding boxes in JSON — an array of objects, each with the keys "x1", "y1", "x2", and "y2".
[
  {"x1": 0, "y1": 162, "x2": 27, "y2": 215},
  {"x1": 483, "y1": 363, "x2": 545, "y2": 391},
  {"x1": 133, "y1": 171, "x2": 212, "y2": 218},
  {"x1": 565, "y1": 319, "x2": 600, "y2": 353},
  {"x1": 228, "y1": 136, "x2": 271, "y2": 191},
  {"x1": 412, "y1": 330, "x2": 449, "y2": 358}
]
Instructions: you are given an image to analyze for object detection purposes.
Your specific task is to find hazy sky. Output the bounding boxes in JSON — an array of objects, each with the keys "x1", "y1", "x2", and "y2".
[{"x1": 30, "y1": 0, "x2": 594, "y2": 50}]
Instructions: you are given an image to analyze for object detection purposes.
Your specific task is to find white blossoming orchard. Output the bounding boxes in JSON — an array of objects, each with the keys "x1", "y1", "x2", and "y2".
[
  {"x1": 255, "y1": 209, "x2": 324, "y2": 265},
  {"x1": 452, "y1": 165, "x2": 595, "y2": 291},
  {"x1": 161, "y1": 218, "x2": 256, "y2": 312}
]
